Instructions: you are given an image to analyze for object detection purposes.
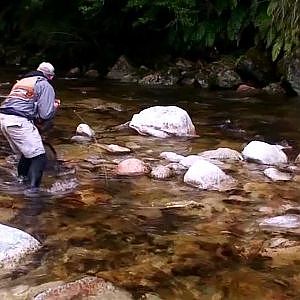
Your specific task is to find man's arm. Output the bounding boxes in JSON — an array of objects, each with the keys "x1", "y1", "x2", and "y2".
[{"x1": 35, "y1": 80, "x2": 56, "y2": 120}]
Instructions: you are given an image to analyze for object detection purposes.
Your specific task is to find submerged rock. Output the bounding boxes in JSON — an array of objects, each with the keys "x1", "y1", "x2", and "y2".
[
  {"x1": 259, "y1": 214, "x2": 300, "y2": 229},
  {"x1": 33, "y1": 276, "x2": 133, "y2": 300},
  {"x1": 183, "y1": 159, "x2": 236, "y2": 191},
  {"x1": 263, "y1": 167, "x2": 292, "y2": 181},
  {"x1": 163, "y1": 200, "x2": 202, "y2": 209},
  {"x1": 46, "y1": 178, "x2": 79, "y2": 195},
  {"x1": 71, "y1": 135, "x2": 92, "y2": 143},
  {"x1": 261, "y1": 244, "x2": 300, "y2": 267},
  {"x1": 0, "y1": 224, "x2": 41, "y2": 270},
  {"x1": 97, "y1": 144, "x2": 131, "y2": 154},
  {"x1": 242, "y1": 141, "x2": 288, "y2": 165},
  {"x1": 129, "y1": 106, "x2": 196, "y2": 138},
  {"x1": 116, "y1": 158, "x2": 150, "y2": 176},
  {"x1": 236, "y1": 84, "x2": 260, "y2": 96}
]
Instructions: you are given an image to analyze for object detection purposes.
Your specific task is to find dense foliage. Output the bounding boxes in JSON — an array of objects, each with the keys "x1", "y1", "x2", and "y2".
[{"x1": 0, "y1": 0, "x2": 298, "y2": 69}]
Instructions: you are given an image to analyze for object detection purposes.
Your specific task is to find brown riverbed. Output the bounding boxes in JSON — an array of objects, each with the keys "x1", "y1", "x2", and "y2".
[{"x1": 1, "y1": 71, "x2": 300, "y2": 299}]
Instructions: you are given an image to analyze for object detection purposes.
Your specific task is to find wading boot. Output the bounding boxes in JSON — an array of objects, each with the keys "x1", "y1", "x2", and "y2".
[
  {"x1": 17, "y1": 155, "x2": 31, "y2": 184},
  {"x1": 24, "y1": 154, "x2": 47, "y2": 197}
]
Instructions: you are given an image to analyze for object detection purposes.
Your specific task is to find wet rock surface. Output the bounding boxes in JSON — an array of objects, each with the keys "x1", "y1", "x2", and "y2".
[
  {"x1": 149, "y1": 165, "x2": 174, "y2": 180},
  {"x1": 242, "y1": 140, "x2": 288, "y2": 165},
  {"x1": 263, "y1": 167, "x2": 293, "y2": 181},
  {"x1": 0, "y1": 224, "x2": 41, "y2": 270},
  {"x1": 198, "y1": 147, "x2": 242, "y2": 161},
  {"x1": 259, "y1": 214, "x2": 300, "y2": 230},
  {"x1": 183, "y1": 159, "x2": 236, "y2": 191},
  {"x1": 128, "y1": 106, "x2": 196, "y2": 137},
  {"x1": 116, "y1": 158, "x2": 150, "y2": 176}
]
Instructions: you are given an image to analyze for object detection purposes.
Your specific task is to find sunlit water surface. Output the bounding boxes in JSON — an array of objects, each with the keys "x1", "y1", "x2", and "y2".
[{"x1": 1, "y1": 71, "x2": 300, "y2": 299}]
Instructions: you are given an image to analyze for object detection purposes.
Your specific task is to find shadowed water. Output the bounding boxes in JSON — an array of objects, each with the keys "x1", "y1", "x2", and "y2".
[{"x1": 1, "y1": 71, "x2": 300, "y2": 299}]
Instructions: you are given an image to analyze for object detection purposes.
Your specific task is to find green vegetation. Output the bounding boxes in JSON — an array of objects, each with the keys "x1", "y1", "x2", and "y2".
[
  {"x1": 267, "y1": 0, "x2": 299, "y2": 60},
  {"x1": 0, "y1": 0, "x2": 298, "y2": 69}
]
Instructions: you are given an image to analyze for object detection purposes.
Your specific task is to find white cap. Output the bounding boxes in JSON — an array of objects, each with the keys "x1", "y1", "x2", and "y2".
[{"x1": 37, "y1": 62, "x2": 55, "y2": 76}]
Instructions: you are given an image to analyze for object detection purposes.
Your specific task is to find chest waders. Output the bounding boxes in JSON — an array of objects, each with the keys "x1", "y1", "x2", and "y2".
[{"x1": 5, "y1": 76, "x2": 47, "y2": 189}]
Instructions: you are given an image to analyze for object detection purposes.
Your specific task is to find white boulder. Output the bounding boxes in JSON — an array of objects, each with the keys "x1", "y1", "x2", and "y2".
[
  {"x1": 0, "y1": 224, "x2": 41, "y2": 270},
  {"x1": 183, "y1": 160, "x2": 236, "y2": 191},
  {"x1": 76, "y1": 123, "x2": 95, "y2": 138},
  {"x1": 242, "y1": 141, "x2": 287, "y2": 165},
  {"x1": 129, "y1": 106, "x2": 196, "y2": 138}
]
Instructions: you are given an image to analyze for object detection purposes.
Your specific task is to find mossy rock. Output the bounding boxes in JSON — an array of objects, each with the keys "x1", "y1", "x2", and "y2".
[{"x1": 236, "y1": 47, "x2": 277, "y2": 85}]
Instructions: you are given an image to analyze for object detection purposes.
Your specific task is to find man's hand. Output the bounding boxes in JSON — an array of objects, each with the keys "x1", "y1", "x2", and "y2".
[{"x1": 54, "y1": 99, "x2": 61, "y2": 109}]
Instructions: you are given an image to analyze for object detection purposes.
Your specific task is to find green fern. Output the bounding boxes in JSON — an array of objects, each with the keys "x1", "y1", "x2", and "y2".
[
  {"x1": 227, "y1": 6, "x2": 247, "y2": 43},
  {"x1": 267, "y1": 0, "x2": 300, "y2": 60}
]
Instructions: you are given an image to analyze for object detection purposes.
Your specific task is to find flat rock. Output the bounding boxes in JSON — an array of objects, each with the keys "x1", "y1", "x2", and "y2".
[
  {"x1": 97, "y1": 144, "x2": 131, "y2": 154},
  {"x1": 198, "y1": 147, "x2": 242, "y2": 161},
  {"x1": 259, "y1": 214, "x2": 300, "y2": 230},
  {"x1": 263, "y1": 167, "x2": 292, "y2": 181}
]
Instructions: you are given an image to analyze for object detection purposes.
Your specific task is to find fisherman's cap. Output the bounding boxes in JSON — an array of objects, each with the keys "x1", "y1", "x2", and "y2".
[{"x1": 37, "y1": 62, "x2": 55, "y2": 76}]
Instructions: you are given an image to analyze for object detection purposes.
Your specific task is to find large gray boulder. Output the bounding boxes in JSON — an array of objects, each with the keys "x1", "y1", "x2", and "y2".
[
  {"x1": 129, "y1": 106, "x2": 196, "y2": 138},
  {"x1": 0, "y1": 224, "x2": 41, "y2": 270}
]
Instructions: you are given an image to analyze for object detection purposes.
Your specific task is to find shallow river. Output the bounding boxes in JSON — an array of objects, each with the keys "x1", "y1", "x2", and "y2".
[{"x1": 1, "y1": 71, "x2": 300, "y2": 299}]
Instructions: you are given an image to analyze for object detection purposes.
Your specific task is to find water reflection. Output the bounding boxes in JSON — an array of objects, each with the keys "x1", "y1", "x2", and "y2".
[{"x1": 0, "y1": 74, "x2": 300, "y2": 299}]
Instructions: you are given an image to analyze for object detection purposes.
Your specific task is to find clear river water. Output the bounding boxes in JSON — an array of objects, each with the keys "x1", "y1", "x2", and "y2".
[{"x1": 1, "y1": 70, "x2": 300, "y2": 299}]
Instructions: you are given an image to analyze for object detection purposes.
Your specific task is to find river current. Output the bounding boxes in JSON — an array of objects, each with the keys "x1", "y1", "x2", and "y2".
[{"x1": 1, "y1": 71, "x2": 300, "y2": 299}]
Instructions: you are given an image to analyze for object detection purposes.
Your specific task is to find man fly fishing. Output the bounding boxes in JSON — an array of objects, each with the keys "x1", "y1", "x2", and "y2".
[{"x1": 0, "y1": 62, "x2": 60, "y2": 194}]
